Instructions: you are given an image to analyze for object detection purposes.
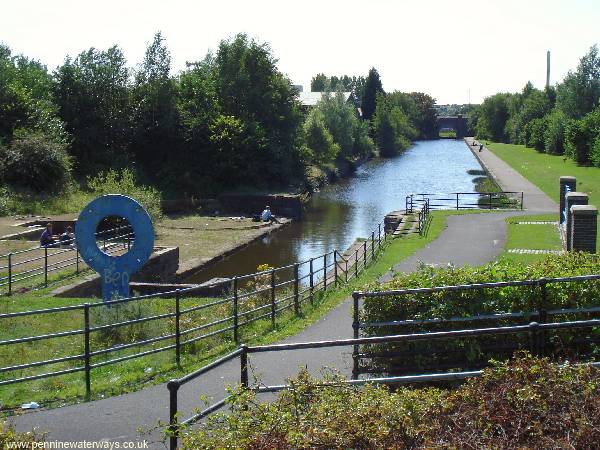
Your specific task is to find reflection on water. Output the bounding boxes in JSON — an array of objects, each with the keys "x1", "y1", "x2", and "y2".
[{"x1": 187, "y1": 140, "x2": 483, "y2": 283}]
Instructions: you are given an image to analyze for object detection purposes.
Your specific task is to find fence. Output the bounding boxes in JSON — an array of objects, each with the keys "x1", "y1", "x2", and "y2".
[
  {"x1": 405, "y1": 191, "x2": 524, "y2": 212},
  {"x1": 352, "y1": 274, "x2": 600, "y2": 376},
  {"x1": 165, "y1": 317, "x2": 600, "y2": 449},
  {"x1": 0, "y1": 222, "x2": 389, "y2": 402},
  {"x1": 0, "y1": 224, "x2": 134, "y2": 295}
]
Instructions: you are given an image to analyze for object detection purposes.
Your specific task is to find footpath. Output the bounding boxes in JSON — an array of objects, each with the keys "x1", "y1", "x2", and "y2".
[{"x1": 10, "y1": 139, "x2": 557, "y2": 447}]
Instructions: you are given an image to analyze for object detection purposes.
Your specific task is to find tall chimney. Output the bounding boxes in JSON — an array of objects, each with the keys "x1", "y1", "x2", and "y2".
[{"x1": 546, "y1": 51, "x2": 551, "y2": 88}]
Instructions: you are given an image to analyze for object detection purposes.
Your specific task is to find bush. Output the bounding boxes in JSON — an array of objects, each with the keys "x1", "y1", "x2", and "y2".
[
  {"x1": 591, "y1": 136, "x2": 600, "y2": 168},
  {"x1": 524, "y1": 116, "x2": 547, "y2": 151},
  {"x1": 544, "y1": 109, "x2": 567, "y2": 154},
  {"x1": 179, "y1": 356, "x2": 600, "y2": 449},
  {"x1": 0, "y1": 132, "x2": 71, "y2": 192},
  {"x1": 86, "y1": 168, "x2": 162, "y2": 224}
]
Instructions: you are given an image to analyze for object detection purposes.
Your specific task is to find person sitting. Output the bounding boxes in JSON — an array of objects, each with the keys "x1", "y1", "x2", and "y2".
[
  {"x1": 261, "y1": 206, "x2": 280, "y2": 224},
  {"x1": 40, "y1": 223, "x2": 56, "y2": 247},
  {"x1": 59, "y1": 226, "x2": 75, "y2": 248}
]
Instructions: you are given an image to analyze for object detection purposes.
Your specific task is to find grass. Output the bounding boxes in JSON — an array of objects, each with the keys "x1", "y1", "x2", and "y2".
[
  {"x1": 483, "y1": 141, "x2": 600, "y2": 247},
  {"x1": 499, "y1": 213, "x2": 562, "y2": 265},
  {"x1": 0, "y1": 210, "x2": 469, "y2": 411}
]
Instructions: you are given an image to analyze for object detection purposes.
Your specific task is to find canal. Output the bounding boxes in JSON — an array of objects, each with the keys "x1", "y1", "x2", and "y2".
[{"x1": 188, "y1": 139, "x2": 484, "y2": 283}]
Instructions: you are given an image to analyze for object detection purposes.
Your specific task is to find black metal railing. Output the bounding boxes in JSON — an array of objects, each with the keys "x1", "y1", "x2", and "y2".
[
  {"x1": 352, "y1": 274, "x2": 600, "y2": 376},
  {"x1": 405, "y1": 191, "x2": 524, "y2": 212},
  {"x1": 0, "y1": 225, "x2": 135, "y2": 295},
  {"x1": 0, "y1": 222, "x2": 390, "y2": 401},
  {"x1": 165, "y1": 317, "x2": 600, "y2": 449}
]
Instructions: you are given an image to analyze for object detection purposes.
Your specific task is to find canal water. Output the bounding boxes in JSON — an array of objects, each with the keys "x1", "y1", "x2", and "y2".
[{"x1": 187, "y1": 139, "x2": 484, "y2": 283}]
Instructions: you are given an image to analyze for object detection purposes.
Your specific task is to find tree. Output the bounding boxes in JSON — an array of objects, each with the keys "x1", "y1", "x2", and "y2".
[
  {"x1": 373, "y1": 93, "x2": 416, "y2": 157},
  {"x1": 556, "y1": 45, "x2": 600, "y2": 120},
  {"x1": 408, "y1": 92, "x2": 438, "y2": 139},
  {"x1": 314, "y1": 92, "x2": 356, "y2": 158},
  {"x1": 303, "y1": 109, "x2": 339, "y2": 164},
  {"x1": 131, "y1": 32, "x2": 180, "y2": 177},
  {"x1": 544, "y1": 109, "x2": 567, "y2": 155},
  {"x1": 310, "y1": 73, "x2": 328, "y2": 92},
  {"x1": 475, "y1": 93, "x2": 511, "y2": 141},
  {"x1": 54, "y1": 46, "x2": 133, "y2": 176},
  {"x1": 362, "y1": 68, "x2": 384, "y2": 122}
]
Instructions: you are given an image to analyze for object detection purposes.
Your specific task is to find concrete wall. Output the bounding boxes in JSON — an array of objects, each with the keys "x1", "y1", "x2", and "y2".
[{"x1": 218, "y1": 193, "x2": 304, "y2": 219}]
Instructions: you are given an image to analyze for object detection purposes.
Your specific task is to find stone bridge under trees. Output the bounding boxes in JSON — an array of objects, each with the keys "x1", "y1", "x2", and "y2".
[{"x1": 436, "y1": 114, "x2": 468, "y2": 138}]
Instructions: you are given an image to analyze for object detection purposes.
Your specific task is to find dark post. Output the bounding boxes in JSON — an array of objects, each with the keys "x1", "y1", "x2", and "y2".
[
  {"x1": 521, "y1": 192, "x2": 524, "y2": 210},
  {"x1": 378, "y1": 223, "x2": 381, "y2": 249},
  {"x1": 323, "y1": 253, "x2": 327, "y2": 291},
  {"x1": 167, "y1": 380, "x2": 180, "y2": 450},
  {"x1": 352, "y1": 292, "x2": 360, "y2": 380},
  {"x1": 233, "y1": 277, "x2": 239, "y2": 344},
  {"x1": 355, "y1": 249, "x2": 358, "y2": 277},
  {"x1": 456, "y1": 193, "x2": 459, "y2": 210},
  {"x1": 175, "y1": 290, "x2": 181, "y2": 368},
  {"x1": 270, "y1": 269, "x2": 276, "y2": 324},
  {"x1": 345, "y1": 258, "x2": 348, "y2": 283},
  {"x1": 84, "y1": 303, "x2": 91, "y2": 401},
  {"x1": 488, "y1": 193, "x2": 493, "y2": 209},
  {"x1": 309, "y1": 259, "x2": 314, "y2": 305},
  {"x1": 44, "y1": 246, "x2": 48, "y2": 287},
  {"x1": 529, "y1": 322, "x2": 540, "y2": 356},
  {"x1": 76, "y1": 247, "x2": 80, "y2": 274},
  {"x1": 334, "y1": 251, "x2": 338, "y2": 287},
  {"x1": 7, "y1": 253, "x2": 12, "y2": 295},
  {"x1": 293, "y1": 263, "x2": 300, "y2": 315},
  {"x1": 363, "y1": 241, "x2": 367, "y2": 268},
  {"x1": 240, "y1": 345, "x2": 249, "y2": 389},
  {"x1": 538, "y1": 279, "x2": 548, "y2": 356},
  {"x1": 371, "y1": 232, "x2": 375, "y2": 259}
]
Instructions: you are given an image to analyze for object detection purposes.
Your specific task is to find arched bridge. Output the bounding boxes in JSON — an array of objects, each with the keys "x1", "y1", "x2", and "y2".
[{"x1": 436, "y1": 114, "x2": 468, "y2": 138}]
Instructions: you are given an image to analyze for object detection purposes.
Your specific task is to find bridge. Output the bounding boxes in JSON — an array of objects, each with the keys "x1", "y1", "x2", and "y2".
[{"x1": 436, "y1": 114, "x2": 468, "y2": 138}]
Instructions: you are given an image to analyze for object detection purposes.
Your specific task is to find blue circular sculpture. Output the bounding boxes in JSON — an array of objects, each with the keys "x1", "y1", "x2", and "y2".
[{"x1": 76, "y1": 195, "x2": 154, "y2": 302}]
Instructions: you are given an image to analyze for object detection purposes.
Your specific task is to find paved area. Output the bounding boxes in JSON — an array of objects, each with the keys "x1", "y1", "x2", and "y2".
[{"x1": 9, "y1": 139, "x2": 558, "y2": 447}]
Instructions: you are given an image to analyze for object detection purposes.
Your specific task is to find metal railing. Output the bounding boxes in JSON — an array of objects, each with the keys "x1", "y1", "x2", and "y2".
[
  {"x1": 352, "y1": 274, "x2": 600, "y2": 376},
  {"x1": 0, "y1": 222, "x2": 390, "y2": 402},
  {"x1": 0, "y1": 225, "x2": 134, "y2": 295},
  {"x1": 406, "y1": 191, "x2": 524, "y2": 212},
  {"x1": 165, "y1": 317, "x2": 600, "y2": 449}
]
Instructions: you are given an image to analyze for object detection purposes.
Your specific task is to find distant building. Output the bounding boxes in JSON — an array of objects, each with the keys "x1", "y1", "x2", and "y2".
[{"x1": 297, "y1": 90, "x2": 362, "y2": 118}]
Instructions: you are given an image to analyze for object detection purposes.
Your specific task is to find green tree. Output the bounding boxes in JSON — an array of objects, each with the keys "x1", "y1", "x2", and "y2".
[
  {"x1": 303, "y1": 109, "x2": 339, "y2": 164},
  {"x1": 476, "y1": 93, "x2": 511, "y2": 141},
  {"x1": 407, "y1": 92, "x2": 438, "y2": 139},
  {"x1": 362, "y1": 68, "x2": 384, "y2": 122},
  {"x1": 310, "y1": 73, "x2": 328, "y2": 91},
  {"x1": 373, "y1": 94, "x2": 415, "y2": 157},
  {"x1": 314, "y1": 92, "x2": 356, "y2": 158},
  {"x1": 54, "y1": 46, "x2": 133, "y2": 176},
  {"x1": 544, "y1": 109, "x2": 567, "y2": 155},
  {"x1": 556, "y1": 45, "x2": 600, "y2": 120},
  {"x1": 131, "y1": 32, "x2": 181, "y2": 177}
]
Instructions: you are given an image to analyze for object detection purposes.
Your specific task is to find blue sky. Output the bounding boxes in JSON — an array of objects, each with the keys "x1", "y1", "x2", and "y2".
[{"x1": 2, "y1": 0, "x2": 599, "y2": 104}]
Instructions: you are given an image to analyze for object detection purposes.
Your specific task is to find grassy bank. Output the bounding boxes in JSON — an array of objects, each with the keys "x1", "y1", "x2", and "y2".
[
  {"x1": 484, "y1": 141, "x2": 600, "y2": 247},
  {"x1": 500, "y1": 213, "x2": 562, "y2": 265},
  {"x1": 0, "y1": 210, "x2": 463, "y2": 410}
]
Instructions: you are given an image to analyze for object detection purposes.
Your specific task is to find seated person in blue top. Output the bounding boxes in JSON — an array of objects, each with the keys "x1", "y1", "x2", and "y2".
[
  {"x1": 260, "y1": 205, "x2": 280, "y2": 224},
  {"x1": 40, "y1": 223, "x2": 56, "y2": 247},
  {"x1": 59, "y1": 225, "x2": 75, "y2": 248}
]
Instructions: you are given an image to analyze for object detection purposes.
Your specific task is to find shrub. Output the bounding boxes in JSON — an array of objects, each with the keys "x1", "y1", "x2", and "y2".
[
  {"x1": 544, "y1": 109, "x2": 567, "y2": 154},
  {"x1": 86, "y1": 168, "x2": 162, "y2": 224},
  {"x1": 523, "y1": 116, "x2": 547, "y2": 151},
  {"x1": 591, "y1": 136, "x2": 600, "y2": 168},
  {"x1": 0, "y1": 132, "x2": 71, "y2": 192},
  {"x1": 179, "y1": 356, "x2": 600, "y2": 449}
]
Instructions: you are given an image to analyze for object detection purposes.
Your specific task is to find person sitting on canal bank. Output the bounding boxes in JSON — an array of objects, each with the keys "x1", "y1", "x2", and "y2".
[
  {"x1": 59, "y1": 225, "x2": 75, "y2": 248},
  {"x1": 479, "y1": 143, "x2": 484, "y2": 152},
  {"x1": 261, "y1": 205, "x2": 280, "y2": 224},
  {"x1": 40, "y1": 223, "x2": 56, "y2": 247}
]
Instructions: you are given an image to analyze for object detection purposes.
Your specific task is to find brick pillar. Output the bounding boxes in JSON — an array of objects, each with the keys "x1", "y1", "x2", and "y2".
[
  {"x1": 565, "y1": 192, "x2": 589, "y2": 250},
  {"x1": 570, "y1": 205, "x2": 597, "y2": 253},
  {"x1": 559, "y1": 176, "x2": 576, "y2": 224}
]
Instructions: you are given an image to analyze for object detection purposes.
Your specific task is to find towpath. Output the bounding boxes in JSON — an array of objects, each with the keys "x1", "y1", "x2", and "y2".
[{"x1": 10, "y1": 139, "x2": 557, "y2": 447}]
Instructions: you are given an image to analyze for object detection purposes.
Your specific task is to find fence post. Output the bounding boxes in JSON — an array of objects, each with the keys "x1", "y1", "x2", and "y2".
[
  {"x1": 355, "y1": 249, "x2": 358, "y2": 277},
  {"x1": 240, "y1": 344, "x2": 249, "y2": 389},
  {"x1": 233, "y1": 277, "x2": 239, "y2": 344},
  {"x1": 8, "y1": 253, "x2": 12, "y2": 296},
  {"x1": 76, "y1": 247, "x2": 80, "y2": 274},
  {"x1": 323, "y1": 253, "x2": 327, "y2": 291},
  {"x1": 293, "y1": 263, "x2": 300, "y2": 315},
  {"x1": 529, "y1": 322, "x2": 540, "y2": 356},
  {"x1": 352, "y1": 292, "x2": 360, "y2": 380},
  {"x1": 175, "y1": 289, "x2": 181, "y2": 368},
  {"x1": 167, "y1": 380, "x2": 180, "y2": 450},
  {"x1": 521, "y1": 192, "x2": 524, "y2": 210},
  {"x1": 345, "y1": 258, "x2": 348, "y2": 283},
  {"x1": 538, "y1": 278, "x2": 548, "y2": 356},
  {"x1": 489, "y1": 193, "x2": 493, "y2": 209},
  {"x1": 363, "y1": 241, "x2": 367, "y2": 269},
  {"x1": 44, "y1": 246, "x2": 48, "y2": 287},
  {"x1": 83, "y1": 303, "x2": 91, "y2": 401},
  {"x1": 270, "y1": 269, "x2": 276, "y2": 325},
  {"x1": 309, "y1": 259, "x2": 314, "y2": 305},
  {"x1": 371, "y1": 232, "x2": 375, "y2": 260},
  {"x1": 334, "y1": 251, "x2": 338, "y2": 287},
  {"x1": 378, "y1": 223, "x2": 381, "y2": 250},
  {"x1": 456, "y1": 193, "x2": 459, "y2": 210}
]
